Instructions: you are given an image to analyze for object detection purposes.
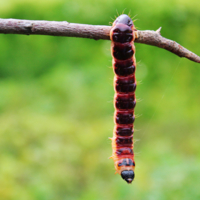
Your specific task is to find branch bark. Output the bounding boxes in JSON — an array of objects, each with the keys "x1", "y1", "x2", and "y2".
[{"x1": 0, "y1": 18, "x2": 199, "y2": 63}]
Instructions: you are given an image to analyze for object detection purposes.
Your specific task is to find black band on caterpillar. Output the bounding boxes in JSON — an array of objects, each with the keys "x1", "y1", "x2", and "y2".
[{"x1": 110, "y1": 14, "x2": 136, "y2": 184}]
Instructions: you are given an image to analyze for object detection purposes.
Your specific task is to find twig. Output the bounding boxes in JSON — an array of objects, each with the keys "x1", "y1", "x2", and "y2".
[
  {"x1": 135, "y1": 28, "x2": 200, "y2": 63},
  {"x1": 0, "y1": 18, "x2": 199, "y2": 63},
  {"x1": 0, "y1": 18, "x2": 110, "y2": 39}
]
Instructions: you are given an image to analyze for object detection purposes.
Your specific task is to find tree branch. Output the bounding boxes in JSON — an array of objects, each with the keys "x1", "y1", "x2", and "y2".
[
  {"x1": 135, "y1": 28, "x2": 200, "y2": 63},
  {"x1": 0, "y1": 18, "x2": 199, "y2": 63}
]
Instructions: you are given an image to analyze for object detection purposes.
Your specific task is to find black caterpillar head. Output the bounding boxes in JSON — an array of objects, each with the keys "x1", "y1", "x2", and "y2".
[
  {"x1": 111, "y1": 14, "x2": 134, "y2": 43},
  {"x1": 121, "y1": 170, "x2": 135, "y2": 184},
  {"x1": 114, "y1": 14, "x2": 133, "y2": 27}
]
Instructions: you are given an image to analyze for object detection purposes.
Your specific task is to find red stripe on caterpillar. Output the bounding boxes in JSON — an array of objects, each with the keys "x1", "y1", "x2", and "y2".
[{"x1": 110, "y1": 14, "x2": 136, "y2": 184}]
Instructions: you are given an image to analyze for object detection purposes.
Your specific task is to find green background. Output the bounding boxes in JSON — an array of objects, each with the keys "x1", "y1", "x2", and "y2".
[{"x1": 0, "y1": 0, "x2": 200, "y2": 199}]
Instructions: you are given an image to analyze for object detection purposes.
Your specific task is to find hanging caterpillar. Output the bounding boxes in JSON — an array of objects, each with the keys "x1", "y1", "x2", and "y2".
[{"x1": 110, "y1": 14, "x2": 136, "y2": 184}]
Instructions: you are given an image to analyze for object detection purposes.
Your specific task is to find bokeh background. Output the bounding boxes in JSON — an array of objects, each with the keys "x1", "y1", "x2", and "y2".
[{"x1": 0, "y1": 0, "x2": 200, "y2": 199}]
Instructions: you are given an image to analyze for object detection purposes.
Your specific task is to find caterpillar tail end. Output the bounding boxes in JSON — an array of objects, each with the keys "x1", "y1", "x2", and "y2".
[{"x1": 121, "y1": 170, "x2": 135, "y2": 184}]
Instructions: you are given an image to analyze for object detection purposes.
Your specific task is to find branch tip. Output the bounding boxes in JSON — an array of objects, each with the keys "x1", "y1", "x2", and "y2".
[{"x1": 156, "y1": 27, "x2": 162, "y2": 35}]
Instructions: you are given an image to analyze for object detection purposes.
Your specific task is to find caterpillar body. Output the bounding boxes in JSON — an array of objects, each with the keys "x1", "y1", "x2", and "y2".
[{"x1": 110, "y1": 14, "x2": 136, "y2": 184}]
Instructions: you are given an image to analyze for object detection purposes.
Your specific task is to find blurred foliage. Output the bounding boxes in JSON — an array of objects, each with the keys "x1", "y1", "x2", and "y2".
[{"x1": 0, "y1": 0, "x2": 200, "y2": 199}]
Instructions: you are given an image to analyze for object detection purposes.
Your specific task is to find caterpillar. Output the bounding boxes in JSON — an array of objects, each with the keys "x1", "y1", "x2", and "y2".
[{"x1": 110, "y1": 14, "x2": 136, "y2": 184}]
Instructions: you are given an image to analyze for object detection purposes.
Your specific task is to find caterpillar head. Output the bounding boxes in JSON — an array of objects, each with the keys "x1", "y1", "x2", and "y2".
[
  {"x1": 117, "y1": 158, "x2": 135, "y2": 184},
  {"x1": 114, "y1": 14, "x2": 133, "y2": 27},
  {"x1": 110, "y1": 14, "x2": 135, "y2": 43},
  {"x1": 121, "y1": 170, "x2": 135, "y2": 184}
]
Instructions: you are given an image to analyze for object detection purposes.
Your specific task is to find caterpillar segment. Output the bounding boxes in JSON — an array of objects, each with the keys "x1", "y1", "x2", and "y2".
[{"x1": 110, "y1": 14, "x2": 136, "y2": 184}]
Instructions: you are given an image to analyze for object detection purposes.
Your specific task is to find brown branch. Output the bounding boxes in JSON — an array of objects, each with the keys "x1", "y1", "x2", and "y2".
[
  {"x1": 0, "y1": 18, "x2": 111, "y2": 40},
  {"x1": 0, "y1": 18, "x2": 199, "y2": 63},
  {"x1": 135, "y1": 28, "x2": 200, "y2": 63}
]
